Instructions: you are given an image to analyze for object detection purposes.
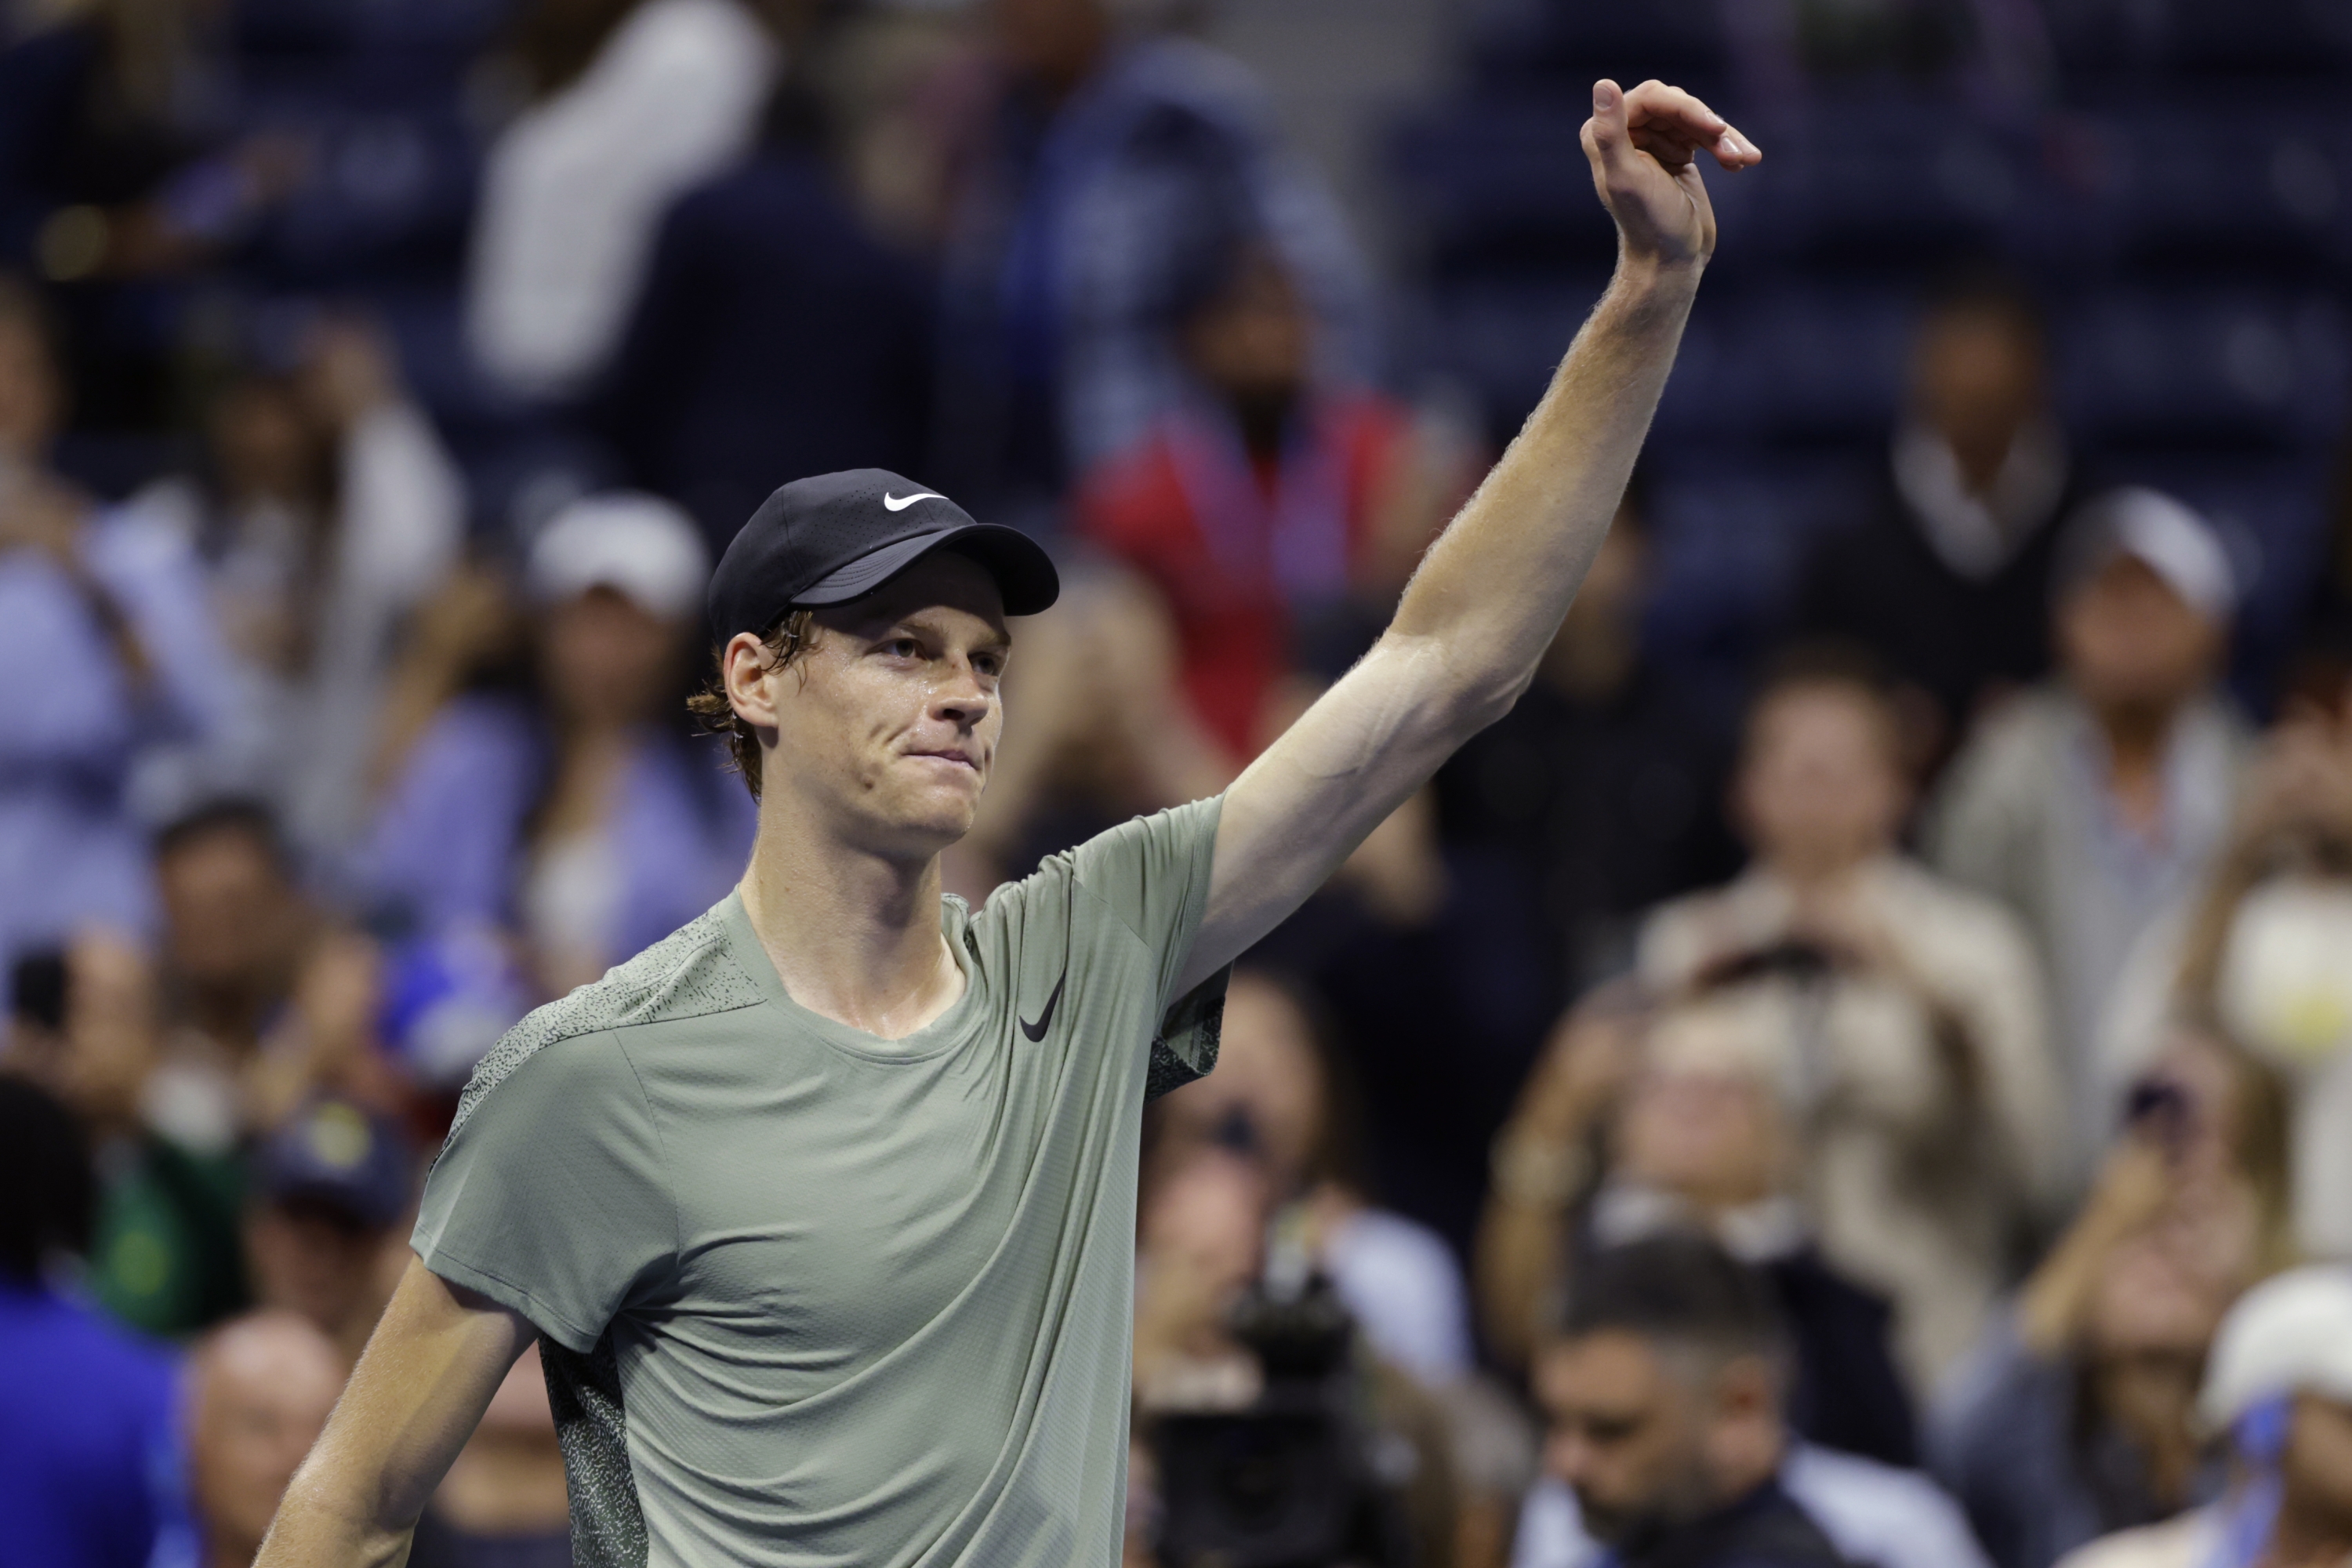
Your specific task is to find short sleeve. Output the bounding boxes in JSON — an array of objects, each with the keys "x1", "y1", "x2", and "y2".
[
  {"x1": 1069, "y1": 794, "x2": 1225, "y2": 1012},
  {"x1": 412, "y1": 1031, "x2": 674, "y2": 1352}
]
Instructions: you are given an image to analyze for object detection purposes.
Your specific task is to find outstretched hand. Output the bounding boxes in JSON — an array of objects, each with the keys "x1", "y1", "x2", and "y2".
[{"x1": 1581, "y1": 78, "x2": 1760, "y2": 270}]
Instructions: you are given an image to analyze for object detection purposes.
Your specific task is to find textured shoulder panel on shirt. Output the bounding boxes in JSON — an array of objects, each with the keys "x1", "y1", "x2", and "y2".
[{"x1": 447, "y1": 907, "x2": 762, "y2": 1139}]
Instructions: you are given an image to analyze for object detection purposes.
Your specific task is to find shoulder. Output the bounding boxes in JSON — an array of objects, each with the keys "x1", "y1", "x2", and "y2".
[
  {"x1": 1931, "y1": 688, "x2": 2075, "y2": 827},
  {"x1": 1785, "y1": 1445, "x2": 1991, "y2": 1568},
  {"x1": 448, "y1": 903, "x2": 763, "y2": 1133},
  {"x1": 2053, "y1": 1512, "x2": 2216, "y2": 1568},
  {"x1": 0, "y1": 1287, "x2": 176, "y2": 1415},
  {"x1": 1878, "y1": 859, "x2": 2038, "y2": 957}
]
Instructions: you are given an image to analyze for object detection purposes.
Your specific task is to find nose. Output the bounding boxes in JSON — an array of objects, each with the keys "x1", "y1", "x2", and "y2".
[
  {"x1": 1545, "y1": 1427, "x2": 1595, "y2": 1486},
  {"x1": 931, "y1": 655, "x2": 994, "y2": 728}
]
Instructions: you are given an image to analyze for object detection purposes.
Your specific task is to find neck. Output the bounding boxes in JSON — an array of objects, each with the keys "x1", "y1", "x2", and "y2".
[
  {"x1": 2089, "y1": 695, "x2": 2180, "y2": 835},
  {"x1": 208, "y1": 1528, "x2": 263, "y2": 1568},
  {"x1": 2265, "y1": 1497, "x2": 2352, "y2": 1568},
  {"x1": 1766, "y1": 846, "x2": 1870, "y2": 894},
  {"x1": 738, "y1": 808, "x2": 962, "y2": 1040}
]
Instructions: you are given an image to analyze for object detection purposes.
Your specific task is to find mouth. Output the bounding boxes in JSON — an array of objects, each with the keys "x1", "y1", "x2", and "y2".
[{"x1": 907, "y1": 747, "x2": 979, "y2": 773}]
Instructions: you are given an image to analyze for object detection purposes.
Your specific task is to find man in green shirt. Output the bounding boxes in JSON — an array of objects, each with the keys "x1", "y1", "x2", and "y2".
[{"x1": 258, "y1": 78, "x2": 1758, "y2": 1568}]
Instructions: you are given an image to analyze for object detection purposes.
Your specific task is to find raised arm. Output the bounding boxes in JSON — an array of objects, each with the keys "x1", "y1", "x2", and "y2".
[
  {"x1": 1178, "y1": 78, "x2": 1758, "y2": 989},
  {"x1": 257, "y1": 1256, "x2": 536, "y2": 1567}
]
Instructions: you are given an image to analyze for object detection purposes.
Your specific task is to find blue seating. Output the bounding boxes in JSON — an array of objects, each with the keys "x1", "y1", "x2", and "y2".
[
  {"x1": 1459, "y1": 0, "x2": 1730, "y2": 92},
  {"x1": 2055, "y1": 287, "x2": 2349, "y2": 452},
  {"x1": 2063, "y1": 102, "x2": 2351, "y2": 275}
]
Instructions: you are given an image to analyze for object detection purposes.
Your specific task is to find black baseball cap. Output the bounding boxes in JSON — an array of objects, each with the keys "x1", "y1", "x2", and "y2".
[{"x1": 708, "y1": 469, "x2": 1060, "y2": 641}]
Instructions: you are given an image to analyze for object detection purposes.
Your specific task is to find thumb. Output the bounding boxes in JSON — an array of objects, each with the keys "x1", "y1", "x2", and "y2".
[{"x1": 1587, "y1": 78, "x2": 1627, "y2": 158}]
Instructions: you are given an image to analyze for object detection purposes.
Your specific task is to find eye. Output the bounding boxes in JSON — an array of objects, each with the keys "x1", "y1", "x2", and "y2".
[
  {"x1": 882, "y1": 637, "x2": 923, "y2": 660},
  {"x1": 973, "y1": 651, "x2": 1005, "y2": 679}
]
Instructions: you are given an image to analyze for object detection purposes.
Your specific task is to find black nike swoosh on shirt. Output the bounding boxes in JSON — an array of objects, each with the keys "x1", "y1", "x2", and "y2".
[{"x1": 1020, "y1": 971, "x2": 1068, "y2": 1042}]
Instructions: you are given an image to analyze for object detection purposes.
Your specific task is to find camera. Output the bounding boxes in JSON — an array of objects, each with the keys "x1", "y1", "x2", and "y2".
[{"x1": 1150, "y1": 1270, "x2": 1413, "y2": 1568}]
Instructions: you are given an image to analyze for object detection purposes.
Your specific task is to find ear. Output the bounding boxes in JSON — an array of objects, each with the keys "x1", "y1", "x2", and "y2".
[{"x1": 722, "y1": 632, "x2": 784, "y2": 728}]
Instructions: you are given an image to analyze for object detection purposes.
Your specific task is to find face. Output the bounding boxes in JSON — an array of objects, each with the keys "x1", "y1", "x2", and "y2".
[
  {"x1": 990, "y1": 0, "x2": 1108, "y2": 89},
  {"x1": 541, "y1": 586, "x2": 685, "y2": 730},
  {"x1": 190, "y1": 1316, "x2": 343, "y2": 1552},
  {"x1": 0, "y1": 314, "x2": 60, "y2": 463},
  {"x1": 211, "y1": 379, "x2": 318, "y2": 505},
  {"x1": 158, "y1": 828, "x2": 301, "y2": 996},
  {"x1": 1539, "y1": 1331, "x2": 1722, "y2": 1544},
  {"x1": 244, "y1": 1202, "x2": 387, "y2": 1341},
  {"x1": 2281, "y1": 1395, "x2": 2352, "y2": 1530},
  {"x1": 1617, "y1": 1070, "x2": 1783, "y2": 1214},
  {"x1": 1911, "y1": 303, "x2": 2045, "y2": 467},
  {"x1": 1184, "y1": 250, "x2": 1313, "y2": 408},
  {"x1": 728, "y1": 553, "x2": 1010, "y2": 860},
  {"x1": 2058, "y1": 556, "x2": 2223, "y2": 717},
  {"x1": 1736, "y1": 684, "x2": 1907, "y2": 877},
  {"x1": 1157, "y1": 974, "x2": 1325, "y2": 1188}
]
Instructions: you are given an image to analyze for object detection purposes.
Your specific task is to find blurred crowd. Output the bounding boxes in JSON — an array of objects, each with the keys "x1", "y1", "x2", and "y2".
[{"x1": 3, "y1": 0, "x2": 2351, "y2": 1566}]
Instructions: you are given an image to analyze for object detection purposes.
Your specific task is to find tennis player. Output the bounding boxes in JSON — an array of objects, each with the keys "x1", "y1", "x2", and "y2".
[{"x1": 257, "y1": 78, "x2": 1757, "y2": 1568}]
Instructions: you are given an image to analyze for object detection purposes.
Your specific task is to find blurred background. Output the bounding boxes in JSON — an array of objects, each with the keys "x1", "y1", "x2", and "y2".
[{"x1": 5, "y1": 0, "x2": 2352, "y2": 1565}]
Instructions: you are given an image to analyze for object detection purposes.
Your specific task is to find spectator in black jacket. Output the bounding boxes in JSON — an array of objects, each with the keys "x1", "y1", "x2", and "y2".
[
  {"x1": 1792, "y1": 274, "x2": 2078, "y2": 770},
  {"x1": 600, "y1": 64, "x2": 934, "y2": 560}
]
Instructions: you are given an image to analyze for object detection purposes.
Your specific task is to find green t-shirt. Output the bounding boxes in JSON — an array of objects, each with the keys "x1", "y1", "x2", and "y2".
[{"x1": 412, "y1": 798, "x2": 1227, "y2": 1568}]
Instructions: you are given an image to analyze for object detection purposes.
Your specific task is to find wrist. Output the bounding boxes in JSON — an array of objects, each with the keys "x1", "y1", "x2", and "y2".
[
  {"x1": 1491, "y1": 1127, "x2": 1591, "y2": 1207},
  {"x1": 1610, "y1": 251, "x2": 1705, "y2": 302}
]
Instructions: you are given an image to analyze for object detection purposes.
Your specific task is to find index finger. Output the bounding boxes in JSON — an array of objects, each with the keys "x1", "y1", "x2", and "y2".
[{"x1": 1621, "y1": 78, "x2": 1762, "y2": 169}]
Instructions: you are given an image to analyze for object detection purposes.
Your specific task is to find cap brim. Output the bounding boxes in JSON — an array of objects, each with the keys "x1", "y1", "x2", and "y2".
[{"x1": 794, "y1": 523, "x2": 1061, "y2": 616}]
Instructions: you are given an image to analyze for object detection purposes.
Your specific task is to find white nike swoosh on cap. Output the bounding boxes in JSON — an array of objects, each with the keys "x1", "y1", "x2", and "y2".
[{"x1": 882, "y1": 491, "x2": 947, "y2": 512}]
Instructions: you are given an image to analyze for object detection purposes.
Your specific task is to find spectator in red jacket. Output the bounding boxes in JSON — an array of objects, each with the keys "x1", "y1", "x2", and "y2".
[{"x1": 1077, "y1": 230, "x2": 1465, "y2": 764}]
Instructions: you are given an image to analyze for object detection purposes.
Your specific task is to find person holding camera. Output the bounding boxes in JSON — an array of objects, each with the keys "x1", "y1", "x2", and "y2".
[{"x1": 1636, "y1": 653, "x2": 2063, "y2": 1389}]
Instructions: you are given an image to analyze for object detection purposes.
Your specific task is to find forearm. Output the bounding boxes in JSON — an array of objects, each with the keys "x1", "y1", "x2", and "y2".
[
  {"x1": 1388, "y1": 258, "x2": 1700, "y2": 724},
  {"x1": 257, "y1": 1259, "x2": 533, "y2": 1567},
  {"x1": 254, "y1": 1475, "x2": 416, "y2": 1568}
]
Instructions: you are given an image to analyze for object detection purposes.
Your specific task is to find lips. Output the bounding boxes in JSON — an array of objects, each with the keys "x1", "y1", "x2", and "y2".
[{"x1": 909, "y1": 747, "x2": 978, "y2": 771}]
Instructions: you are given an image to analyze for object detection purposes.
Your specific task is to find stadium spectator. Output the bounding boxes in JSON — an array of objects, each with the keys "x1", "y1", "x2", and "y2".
[
  {"x1": 2056, "y1": 1266, "x2": 2352, "y2": 1568},
  {"x1": 1929, "y1": 488, "x2": 2252, "y2": 1181},
  {"x1": 5, "y1": 932, "x2": 251, "y2": 1337},
  {"x1": 601, "y1": 38, "x2": 936, "y2": 559},
  {"x1": 931, "y1": 0, "x2": 1373, "y2": 528},
  {"x1": 0, "y1": 1073, "x2": 190, "y2": 1568},
  {"x1": 1637, "y1": 655, "x2": 2063, "y2": 1387},
  {"x1": 0, "y1": 0, "x2": 236, "y2": 429},
  {"x1": 186, "y1": 1309, "x2": 345, "y2": 1568},
  {"x1": 0, "y1": 274, "x2": 236, "y2": 985},
  {"x1": 2093, "y1": 672, "x2": 2352, "y2": 1259},
  {"x1": 1479, "y1": 989, "x2": 1921, "y2": 1468},
  {"x1": 1929, "y1": 1033, "x2": 2296, "y2": 1568},
  {"x1": 1516, "y1": 1235, "x2": 1985, "y2": 1568},
  {"x1": 465, "y1": 0, "x2": 782, "y2": 408},
  {"x1": 1130, "y1": 1145, "x2": 1456, "y2": 1568},
  {"x1": 133, "y1": 321, "x2": 463, "y2": 851},
  {"x1": 361, "y1": 493, "x2": 751, "y2": 996},
  {"x1": 245, "y1": 1096, "x2": 416, "y2": 1365},
  {"x1": 1076, "y1": 230, "x2": 1457, "y2": 763},
  {"x1": 154, "y1": 798, "x2": 401, "y2": 1138},
  {"x1": 1152, "y1": 967, "x2": 1475, "y2": 1385},
  {"x1": 1438, "y1": 481, "x2": 1741, "y2": 996},
  {"x1": 1793, "y1": 278, "x2": 2075, "y2": 760}
]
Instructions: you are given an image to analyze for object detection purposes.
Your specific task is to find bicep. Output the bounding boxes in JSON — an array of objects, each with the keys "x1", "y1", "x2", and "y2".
[
  {"x1": 1177, "y1": 633, "x2": 1474, "y2": 989},
  {"x1": 296, "y1": 1257, "x2": 536, "y2": 1530}
]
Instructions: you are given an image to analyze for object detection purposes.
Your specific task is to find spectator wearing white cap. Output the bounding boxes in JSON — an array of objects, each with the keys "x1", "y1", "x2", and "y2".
[
  {"x1": 2055, "y1": 1267, "x2": 2352, "y2": 1568},
  {"x1": 358, "y1": 493, "x2": 752, "y2": 997},
  {"x1": 1928, "y1": 487, "x2": 2253, "y2": 1190}
]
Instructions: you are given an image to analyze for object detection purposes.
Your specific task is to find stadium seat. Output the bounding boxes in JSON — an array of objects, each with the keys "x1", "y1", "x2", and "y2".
[{"x1": 2054, "y1": 287, "x2": 2349, "y2": 452}]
